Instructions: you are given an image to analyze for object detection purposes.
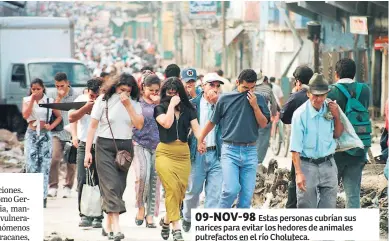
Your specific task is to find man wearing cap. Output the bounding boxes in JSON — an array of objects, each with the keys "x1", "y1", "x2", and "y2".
[
  {"x1": 290, "y1": 73, "x2": 343, "y2": 208},
  {"x1": 181, "y1": 68, "x2": 199, "y2": 99},
  {"x1": 182, "y1": 72, "x2": 224, "y2": 232},
  {"x1": 280, "y1": 65, "x2": 313, "y2": 209},
  {"x1": 254, "y1": 71, "x2": 278, "y2": 164}
]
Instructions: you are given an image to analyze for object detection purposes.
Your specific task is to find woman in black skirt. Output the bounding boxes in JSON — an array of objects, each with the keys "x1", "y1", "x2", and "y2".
[{"x1": 84, "y1": 73, "x2": 144, "y2": 240}]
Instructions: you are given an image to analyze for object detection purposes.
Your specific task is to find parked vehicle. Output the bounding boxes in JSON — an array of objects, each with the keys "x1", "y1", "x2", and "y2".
[{"x1": 0, "y1": 17, "x2": 91, "y2": 137}]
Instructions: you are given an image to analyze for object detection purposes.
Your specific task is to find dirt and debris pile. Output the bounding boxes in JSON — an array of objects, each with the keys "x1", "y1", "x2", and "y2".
[
  {"x1": 0, "y1": 129, "x2": 24, "y2": 170},
  {"x1": 252, "y1": 160, "x2": 388, "y2": 238},
  {"x1": 252, "y1": 159, "x2": 289, "y2": 209},
  {"x1": 44, "y1": 232, "x2": 74, "y2": 241}
]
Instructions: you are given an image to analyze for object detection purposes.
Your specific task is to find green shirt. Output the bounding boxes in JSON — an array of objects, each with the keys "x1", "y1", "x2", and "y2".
[{"x1": 327, "y1": 79, "x2": 371, "y2": 162}]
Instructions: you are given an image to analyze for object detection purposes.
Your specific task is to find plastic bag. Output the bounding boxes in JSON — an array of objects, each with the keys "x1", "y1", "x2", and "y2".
[
  {"x1": 80, "y1": 169, "x2": 102, "y2": 217},
  {"x1": 325, "y1": 99, "x2": 364, "y2": 152}
]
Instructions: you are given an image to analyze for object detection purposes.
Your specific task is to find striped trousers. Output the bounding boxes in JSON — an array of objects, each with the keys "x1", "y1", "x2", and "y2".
[{"x1": 133, "y1": 144, "x2": 161, "y2": 217}]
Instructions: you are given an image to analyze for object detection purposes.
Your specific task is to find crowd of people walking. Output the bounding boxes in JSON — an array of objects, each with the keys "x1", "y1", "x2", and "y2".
[{"x1": 21, "y1": 57, "x2": 387, "y2": 241}]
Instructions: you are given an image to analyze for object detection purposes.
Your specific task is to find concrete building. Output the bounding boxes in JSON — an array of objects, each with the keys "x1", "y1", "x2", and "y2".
[
  {"x1": 253, "y1": 1, "x2": 311, "y2": 79},
  {"x1": 284, "y1": 1, "x2": 388, "y2": 116}
]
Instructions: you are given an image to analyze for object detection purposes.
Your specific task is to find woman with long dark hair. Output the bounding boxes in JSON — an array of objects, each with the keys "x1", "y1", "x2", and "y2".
[
  {"x1": 133, "y1": 74, "x2": 162, "y2": 228},
  {"x1": 154, "y1": 77, "x2": 203, "y2": 241},
  {"x1": 22, "y1": 78, "x2": 62, "y2": 208},
  {"x1": 84, "y1": 73, "x2": 144, "y2": 240}
]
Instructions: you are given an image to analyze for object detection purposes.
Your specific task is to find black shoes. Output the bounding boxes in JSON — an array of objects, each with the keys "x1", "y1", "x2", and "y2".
[
  {"x1": 182, "y1": 220, "x2": 191, "y2": 232},
  {"x1": 79, "y1": 217, "x2": 102, "y2": 228},
  {"x1": 79, "y1": 216, "x2": 92, "y2": 227},
  {"x1": 92, "y1": 218, "x2": 102, "y2": 228}
]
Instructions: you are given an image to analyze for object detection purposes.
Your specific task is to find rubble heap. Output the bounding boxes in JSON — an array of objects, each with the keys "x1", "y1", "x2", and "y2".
[
  {"x1": 0, "y1": 129, "x2": 24, "y2": 171},
  {"x1": 44, "y1": 232, "x2": 74, "y2": 241},
  {"x1": 252, "y1": 159, "x2": 290, "y2": 209},
  {"x1": 252, "y1": 159, "x2": 388, "y2": 238}
]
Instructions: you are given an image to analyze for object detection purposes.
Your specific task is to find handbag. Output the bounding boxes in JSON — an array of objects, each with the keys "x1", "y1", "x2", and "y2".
[
  {"x1": 80, "y1": 169, "x2": 102, "y2": 217},
  {"x1": 46, "y1": 98, "x2": 64, "y2": 132},
  {"x1": 105, "y1": 100, "x2": 133, "y2": 172},
  {"x1": 63, "y1": 141, "x2": 77, "y2": 164}
]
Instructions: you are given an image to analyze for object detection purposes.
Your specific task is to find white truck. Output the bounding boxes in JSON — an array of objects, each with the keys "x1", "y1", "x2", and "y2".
[{"x1": 0, "y1": 17, "x2": 91, "y2": 137}]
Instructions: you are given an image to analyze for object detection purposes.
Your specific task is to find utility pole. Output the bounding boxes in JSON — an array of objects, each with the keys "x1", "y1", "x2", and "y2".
[
  {"x1": 313, "y1": 37, "x2": 320, "y2": 73},
  {"x1": 222, "y1": 1, "x2": 227, "y2": 72},
  {"x1": 307, "y1": 21, "x2": 321, "y2": 73},
  {"x1": 149, "y1": 2, "x2": 154, "y2": 43}
]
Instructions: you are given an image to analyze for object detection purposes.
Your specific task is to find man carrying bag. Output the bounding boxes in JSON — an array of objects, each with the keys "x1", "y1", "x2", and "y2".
[{"x1": 69, "y1": 78, "x2": 103, "y2": 227}]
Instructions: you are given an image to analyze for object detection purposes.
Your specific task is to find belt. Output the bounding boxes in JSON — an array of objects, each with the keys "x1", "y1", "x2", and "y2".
[
  {"x1": 223, "y1": 141, "x2": 256, "y2": 147},
  {"x1": 79, "y1": 141, "x2": 95, "y2": 149},
  {"x1": 206, "y1": 146, "x2": 217, "y2": 151},
  {"x1": 301, "y1": 154, "x2": 333, "y2": 165}
]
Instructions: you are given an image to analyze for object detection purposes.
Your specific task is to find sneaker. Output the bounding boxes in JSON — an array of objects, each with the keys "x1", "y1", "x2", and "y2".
[
  {"x1": 79, "y1": 216, "x2": 92, "y2": 227},
  {"x1": 92, "y1": 218, "x2": 102, "y2": 228},
  {"x1": 47, "y1": 188, "x2": 57, "y2": 197},
  {"x1": 62, "y1": 187, "x2": 71, "y2": 198},
  {"x1": 182, "y1": 219, "x2": 191, "y2": 232}
]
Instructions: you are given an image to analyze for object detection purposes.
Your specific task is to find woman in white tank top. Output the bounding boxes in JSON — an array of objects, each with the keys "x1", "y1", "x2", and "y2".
[{"x1": 22, "y1": 78, "x2": 62, "y2": 208}]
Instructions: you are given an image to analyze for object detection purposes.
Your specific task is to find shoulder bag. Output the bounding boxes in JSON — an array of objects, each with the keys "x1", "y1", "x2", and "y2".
[
  {"x1": 46, "y1": 98, "x2": 64, "y2": 132},
  {"x1": 105, "y1": 100, "x2": 133, "y2": 172}
]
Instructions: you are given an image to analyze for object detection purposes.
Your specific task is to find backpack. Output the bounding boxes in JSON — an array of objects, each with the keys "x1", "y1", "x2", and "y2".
[{"x1": 334, "y1": 83, "x2": 372, "y2": 153}]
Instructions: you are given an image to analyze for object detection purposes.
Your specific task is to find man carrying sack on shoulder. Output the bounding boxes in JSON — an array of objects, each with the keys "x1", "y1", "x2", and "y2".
[{"x1": 290, "y1": 74, "x2": 344, "y2": 208}]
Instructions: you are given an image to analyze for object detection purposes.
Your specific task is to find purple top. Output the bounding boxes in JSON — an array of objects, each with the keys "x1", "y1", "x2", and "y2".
[{"x1": 133, "y1": 98, "x2": 160, "y2": 150}]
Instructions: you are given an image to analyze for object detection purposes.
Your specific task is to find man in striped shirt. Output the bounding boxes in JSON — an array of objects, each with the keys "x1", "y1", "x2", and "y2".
[
  {"x1": 255, "y1": 72, "x2": 278, "y2": 164},
  {"x1": 48, "y1": 72, "x2": 81, "y2": 198}
]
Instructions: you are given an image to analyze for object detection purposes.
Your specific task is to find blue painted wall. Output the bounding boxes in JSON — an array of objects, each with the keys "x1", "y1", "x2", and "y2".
[
  {"x1": 259, "y1": 1, "x2": 310, "y2": 29},
  {"x1": 319, "y1": 15, "x2": 365, "y2": 52}
]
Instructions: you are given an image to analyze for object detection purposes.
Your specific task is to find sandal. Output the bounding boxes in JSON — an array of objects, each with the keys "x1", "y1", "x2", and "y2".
[
  {"x1": 160, "y1": 217, "x2": 170, "y2": 240},
  {"x1": 145, "y1": 217, "x2": 156, "y2": 228},
  {"x1": 172, "y1": 229, "x2": 184, "y2": 241},
  {"x1": 135, "y1": 217, "x2": 144, "y2": 226}
]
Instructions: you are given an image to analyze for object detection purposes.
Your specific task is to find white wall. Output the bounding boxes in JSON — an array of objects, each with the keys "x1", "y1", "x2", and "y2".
[{"x1": 260, "y1": 30, "x2": 312, "y2": 78}]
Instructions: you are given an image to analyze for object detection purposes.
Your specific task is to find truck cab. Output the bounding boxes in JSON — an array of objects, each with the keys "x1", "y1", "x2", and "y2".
[
  {"x1": 0, "y1": 17, "x2": 91, "y2": 137},
  {"x1": 8, "y1": 58, "x2": 90, "y2": 110}
]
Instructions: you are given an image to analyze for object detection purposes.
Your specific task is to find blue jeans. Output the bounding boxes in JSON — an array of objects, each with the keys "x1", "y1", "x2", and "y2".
[
  {"x1": 385, "y1": 157, "x2": 389, "y2": 180},
  {"x1": 256, "y1": 122, "x2": 272, "y2": 164},
  {"x1": 218, "y1": 143, "x2": 257, "y2": 208},
  {"x1": 182, "y1": 150, "x2": 222, "y2": 222},
  {"x1": 297, "y1": 157, "x2": 338, "y2": 208}
]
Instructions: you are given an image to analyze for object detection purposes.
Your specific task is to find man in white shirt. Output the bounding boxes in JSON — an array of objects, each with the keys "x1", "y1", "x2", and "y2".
[
  {"x1": 270, "y1": 77, "x2": 284, "y2": 107},
  {"x1": 69, "y1": 78, "x2": 103, "y2": 228},
  {"x1": 182, "y1": 73, "x2": 224, "y2": 232}
]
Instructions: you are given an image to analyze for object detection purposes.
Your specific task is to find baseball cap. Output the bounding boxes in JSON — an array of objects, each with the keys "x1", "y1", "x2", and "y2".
[
  {"x1": 256, "y1": 69, "x2": 264, "y2": 85},
  {"x1": 203, "y1": 73, "x2": 225, "y2": 84},
  {"x1": 181, "y1": 68, "x2": 197, "y2": 82}
]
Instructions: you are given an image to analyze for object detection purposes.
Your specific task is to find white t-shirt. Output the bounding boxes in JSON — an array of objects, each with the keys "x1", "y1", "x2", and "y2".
[
  {"x1": 272, "y1": 83, "x2": 284, "y2": 106},
  {"x1": 69, "y1": 94, "x2": 94, "y2": 143},
  {"x1": 23, "y1": 95, "x2": 53, "y2": 135},
  {"x1": 23, "y1": 95, "x2": 53, "y2": 123},
  {"x1": 90, "y1": 93, "x2": 142, "y2": 140},
  {"x1": 200, "y1": 97, "x2": 216, "y2": 147}
]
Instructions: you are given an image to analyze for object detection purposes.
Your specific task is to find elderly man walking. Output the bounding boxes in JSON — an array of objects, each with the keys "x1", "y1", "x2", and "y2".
[{"x1": 290, "y1": 74, "x2": 344, "y2": 208}]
